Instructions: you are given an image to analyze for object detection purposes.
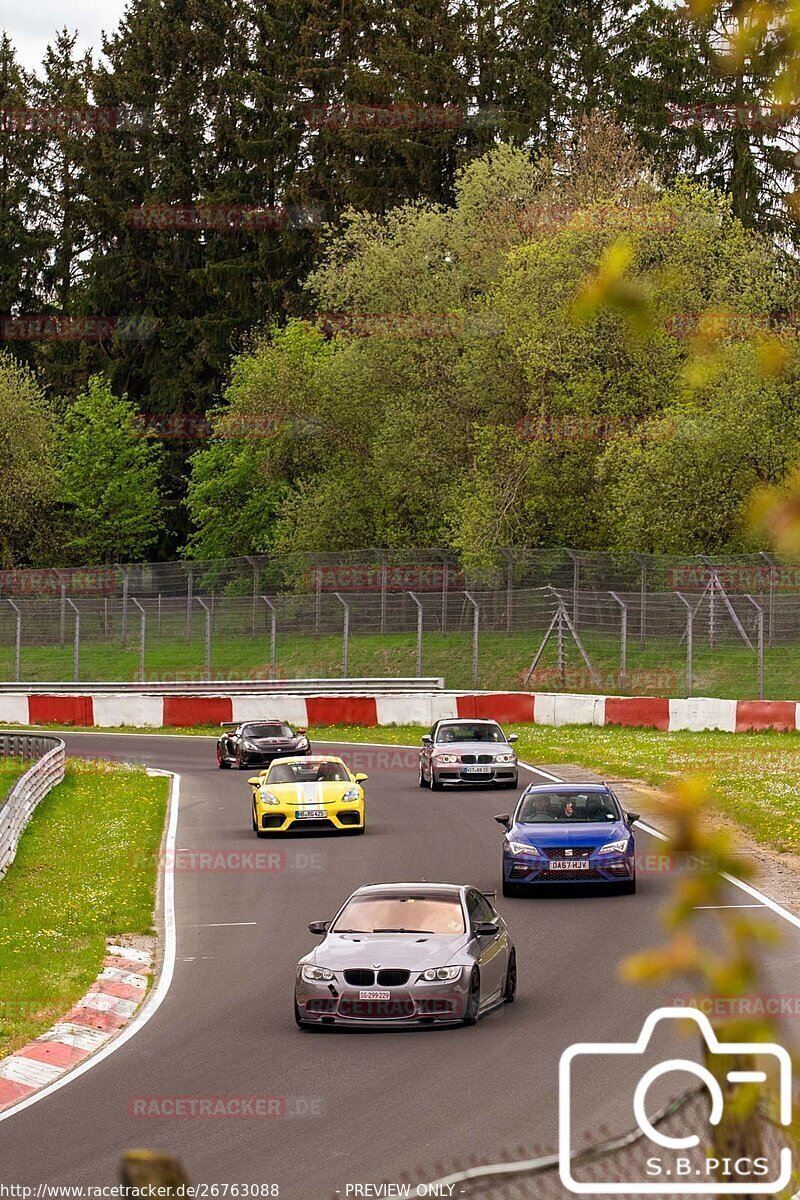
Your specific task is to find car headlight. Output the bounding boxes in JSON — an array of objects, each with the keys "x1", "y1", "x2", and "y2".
[
  {"x1": 419, "y1": 966, "x2": 462, "y2": 982},
  {"x1": 243, "y1": 740, "x2": 257, "y2": 750},
  {"x1": 435, "y1": 753, "x2": 459, "y2": 763},
  {"x1": 297, "y1": 737, "x2": 309, "y2": 749},
  {"x1": 495, "y1": 753, "x2": 515, "y2": 763},
  {"x1": 597, "y1": 837, "x2": 630, "y2": 855},
  {"x1": 258, "y1": 788, "x2": 281, "y2": 805},
  {"x1": 506, "y1": 839, "x2": 539, "y2": 856},
  {"x1": 341, "y1": 786, "x2": 360, "y2": 802},
  {"x1": 301, "y1": 964, "x2": 335, "y2": 982}
]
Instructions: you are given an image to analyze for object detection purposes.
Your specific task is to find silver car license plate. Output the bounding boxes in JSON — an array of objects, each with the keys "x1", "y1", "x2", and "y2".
[
  {"x1": 550, "y1": 860, "x2": 589, "y2": 870},
  {"x1": 463, "y1": 765, "x2": 491, "y2": 774},
  {"x1": 359, "y1": 990, "x2": 390, "y2": 1000},
  {"x1": 295, "y1": 809, "x2": 326, "y2": 819}
]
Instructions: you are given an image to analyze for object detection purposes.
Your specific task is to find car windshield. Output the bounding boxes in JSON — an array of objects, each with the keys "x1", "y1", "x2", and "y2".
[
  {"x1": 332, "y1": 894, "x2": 466, "y2": 934},
  {"x1": 437, "y1": 723, "x2": 505, "y2": 743},
  {"x1": 517, "y1": 790, "x2": 620, "y2": 823},
  {"x1": 243, "y1": 723, "x2": 294, "y2": 738},
  {"x1": 267, "y1": 760, "x2": 349, "y2": 784}
]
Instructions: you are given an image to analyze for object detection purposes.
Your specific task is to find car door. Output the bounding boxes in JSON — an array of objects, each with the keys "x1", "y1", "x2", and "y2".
[
  {"x1": 421, "y1": 722, "x2": 438, "y2": 777},
  {"x1": 466, "y1": 889, "x2": 507, "y2": 1004}
]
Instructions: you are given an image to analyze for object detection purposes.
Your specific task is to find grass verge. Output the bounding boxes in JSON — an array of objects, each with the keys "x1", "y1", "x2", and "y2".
[{"x1": 0, "y1": 758, "x2": 169, "y2": 1057}]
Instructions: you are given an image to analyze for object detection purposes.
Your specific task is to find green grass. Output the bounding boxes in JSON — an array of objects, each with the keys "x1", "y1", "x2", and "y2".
[
  {"x1": 0, "y1": 758, "x2": 27, "y2": 801},
  {"x1": 0, "y1": 627, "x2": 790, "y2": 698},
  {"x1": 0, "y1": 758, "x2": 169, "y2": 1056}
]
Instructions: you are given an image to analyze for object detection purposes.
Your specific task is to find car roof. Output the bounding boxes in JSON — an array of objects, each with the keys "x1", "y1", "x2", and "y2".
[
  {"x1": 353, "y1": 882, "x2": 467, "y2": 895},
  {"x1": 520, "y1": 781, "x2": 612, "y2": 794},
  {"x1": 438, "y1": 718, "x2": 500, "y2": 725}
]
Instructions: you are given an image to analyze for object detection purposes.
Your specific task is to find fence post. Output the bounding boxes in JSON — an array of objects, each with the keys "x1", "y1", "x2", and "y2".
[
  {"x1": 57, "y1": 571, "x2": 66, "y2": 646},
  {"x1": 334, "y1": 592, "x2": 349, "y2": 678},
  {"x1": 759, "y1": 551, "x2": 775, "y2": 646},
  {"x1": 8, "y1": 600, "x2": 21, "y2": 682},
  {"x1": 66, "y1": 598, "x2": 80, "y2": 683},
  {"x1": 744, "y1": 593, "x2": 765, "y2": 700},
  {"x1": 637, "y1": 554, "x2": 648, "y2": 649},
  {"x1": 195, "y1": 597, "x2": 211, "y2": 678},
  {"x1": 380, "y1": 550, "x2": 388, "y2": 636},
  {"x1": 464, "y1": 591, "x2": 480, "y2": 690},
  {"x1": 121, "y1": 570, "x2": 129, "y2": 649},
  {"x1": 131, "y1": 598, "x2": 146, "y2": 682},
  {"x1": 609, "y1": 591, "x2": 627, "y2": 693},
  {"x1": 315, "y1": 564, "x2": 322, "y2": 636},
  {"x1": 439, "y1": 551, "x2": 449, "y2": 634},
  {"x1": 247, "y1": 556, "x2": 259, "y2": 636},
  {"x1": 500, "y1": 548, "x2": 513, "y2": 633},
  {"x1": 408, "y1": 591, "x2": 424, "y2": 677},
  {"x1": 676, "y1": 592, "x2": 693, "y2": 696},
  {"x1": 262, "y1": 596, "x2": 277, "y2": 676},
  {"x1": 567, "y1": 549, "x2": 579, "y2": 625},
  {"x1": 186, "y1": 569, "x2": 193, "y2": 641}
]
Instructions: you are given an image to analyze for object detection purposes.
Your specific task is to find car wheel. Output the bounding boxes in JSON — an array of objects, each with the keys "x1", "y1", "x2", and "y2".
[
  {"x1": 503, "y1": 950, "x2": 517, "y2": 1004},
  {"x1": 236, "y1": 751, "x2": 248, "y2": 770},
  {"x1": 502, "y1": 879, "x2": 520, "y2": 898},
  {"x1": 462, "y1": 970, "x2": 481, "y2": 1026},
  {"x1": 217, "y1": 749, "x2": 230, "y2": 769},
  {"x1": 621, "y1": 874, "x2": 637, "y2": 895},
  {"x1": 252, "y1": 807, "x2": 258, "y2": 832},
  {"x1": 429, "y1": 768, "x2": 443, "y2": 792},
  {"x1": 418, "y1": 762, "x2": 427, "y2": 788}
]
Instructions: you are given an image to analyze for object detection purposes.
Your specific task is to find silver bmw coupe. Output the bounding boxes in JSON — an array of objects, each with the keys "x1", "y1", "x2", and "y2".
[{"x1": 294, "y1": 881, "x2": 516, "y2": 1028}]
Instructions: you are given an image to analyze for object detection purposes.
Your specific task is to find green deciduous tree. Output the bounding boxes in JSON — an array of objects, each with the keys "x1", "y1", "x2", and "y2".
[
  {"x1": 0, "y1": 353, "x2": 59, "y2": 566},
  {"x1": 58, "y1": 375, "x2": 166, "y2": 563}
]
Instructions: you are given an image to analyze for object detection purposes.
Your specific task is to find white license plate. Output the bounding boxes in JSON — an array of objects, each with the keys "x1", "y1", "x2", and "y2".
[
  {"x1": 359, "y1": 990, "x2": 390, "y2": 1000},
  {"x1": 550, "y1": 860, "x2": 590, "y2": 871},
  {"x1": 295, "y1": 809, "x2": 326, "y2": 819},
  {"x1": 463, "y1": 765, "x2": 492, "y2": 774}
]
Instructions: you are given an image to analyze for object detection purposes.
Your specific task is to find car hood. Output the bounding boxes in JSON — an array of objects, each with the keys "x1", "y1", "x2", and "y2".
[
  {"x1": 435, "y1": 741, "x2": 513, "y2": 755},
  {"x1": 310, "y1": 932, "x2": 469, "y2": 970},
  {"x1": 508, "y1": 820, "x2": 629, "y2": 848},
  {"x1": 262, "y1": 780, "x2": 356, "y2": 805}
]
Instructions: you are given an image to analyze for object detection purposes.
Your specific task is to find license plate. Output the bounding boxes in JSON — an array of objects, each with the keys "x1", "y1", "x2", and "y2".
[
  {"x1": 463, "y1": 765, "x2": 491, "y2": 774},
  {"x1": 359, "y1": 990, "x2": 390, "y2": 1000},
  {"x1": 295, "y1": 809, "x2": 326, "y2": 819},
  {"x1": 550, "y1": 860, "x2": 590, "y2": 871}
]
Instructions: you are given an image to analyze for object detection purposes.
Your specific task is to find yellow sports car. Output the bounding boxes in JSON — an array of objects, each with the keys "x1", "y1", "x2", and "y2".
[{"x1": 249, "y1": 755, "x2": 367, "y2": 836}]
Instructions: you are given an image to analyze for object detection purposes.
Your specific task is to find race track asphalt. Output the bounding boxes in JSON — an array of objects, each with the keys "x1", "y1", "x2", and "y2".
[{"x1": 0, "y1": 732, "x2": 798, "y2": 1197}]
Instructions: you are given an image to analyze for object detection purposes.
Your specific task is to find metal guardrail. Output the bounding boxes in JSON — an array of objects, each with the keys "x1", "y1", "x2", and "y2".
[
  {"x1": 0, "y1": 733, "x2": 65, "y2": 877},
  {"x1": 0, "y1": 677, "x2": 445, "y2": 694}
]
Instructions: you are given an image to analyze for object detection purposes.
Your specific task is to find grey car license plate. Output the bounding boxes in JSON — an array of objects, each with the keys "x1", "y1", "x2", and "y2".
[
  {"x1": 463, "y1": 765, "x2": 492, "y2": 774},
  {"x1": 550, "y1": 860, "x2": 590, "y2": 870},
  {"x1": 295, "y1": 809, "x2": 326, "y2": 819}
]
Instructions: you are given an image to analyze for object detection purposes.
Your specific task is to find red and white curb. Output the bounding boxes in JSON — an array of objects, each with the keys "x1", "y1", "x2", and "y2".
[{"x1": 0, "y1": 941, "x2": 153, "y2": 1111}]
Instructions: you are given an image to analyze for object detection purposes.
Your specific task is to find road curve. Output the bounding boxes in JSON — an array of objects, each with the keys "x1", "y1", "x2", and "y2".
[{"x1": 0, "y1": 732, "x2": 796, "y2": 1197}]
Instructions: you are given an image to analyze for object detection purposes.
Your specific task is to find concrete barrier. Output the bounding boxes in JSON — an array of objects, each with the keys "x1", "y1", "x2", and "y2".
[{"x1": 1, "y1": 687, "x2": 800, "y2": 733}]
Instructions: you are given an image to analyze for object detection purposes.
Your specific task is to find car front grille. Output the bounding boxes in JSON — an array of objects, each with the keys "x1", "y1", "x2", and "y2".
[
  {"x1": 542, "y1": 846, "x2": 594, "y2": 859},
  {"x1": 337, "y1": 811, "x2": 360, "y2": 826},
  {"x1": 536, "y1": 868, "x2": 606, "y2": 881},
  {"x1": 343, "y1": 969, "x2": 374, "y2": 986},
  {"x1": 262, "y1": 814, "x2": 284, "y2": 829},
  {"x1": 377, "y1": 969, "x2": 410, "y2": 986},
  {"x1": 289, "y1": 817, "x2": 335, "y2": 830},
  {"x1": 460, "y1": 754, "x2": 494, "y2": 764}
]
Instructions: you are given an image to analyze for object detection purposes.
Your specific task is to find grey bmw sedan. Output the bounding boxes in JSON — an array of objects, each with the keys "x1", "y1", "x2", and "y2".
[
  {"x1": 418, "y1": 718, "x2": 519, "y2": 789},
  {"x1": 294, "y1": 882, "x2": 516, "y2": 1028}
]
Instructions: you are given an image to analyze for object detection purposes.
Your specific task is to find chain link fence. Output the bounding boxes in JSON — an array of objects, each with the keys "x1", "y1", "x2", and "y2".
[
  {"x1": 0, "y1": 549, "x2": 799, "y2": 693},
  {"x1": 395, "y1": 1088, "x2": 798, "y2": 1199}
]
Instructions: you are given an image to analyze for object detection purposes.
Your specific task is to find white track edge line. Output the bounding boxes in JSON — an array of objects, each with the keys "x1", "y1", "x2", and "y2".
[{"x1": 0, "y1": 768, "x2": 180, "y2": 1122}]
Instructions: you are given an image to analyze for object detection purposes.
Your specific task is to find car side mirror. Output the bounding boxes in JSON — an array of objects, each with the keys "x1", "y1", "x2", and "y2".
[
  {"x1": 474, "y1": 921, "x2": 499, "y2": 938},
  {"x1": 421, "y1": 734, "x2": 432, "y2": 745},
  {"x1": 308, "y1": 920, "x2": 330, "y2": 935},
  {"x1": 507, "y1": 733, "x2": 519, "y2": 743},
  {"x1": 354, "y1": 772, "x2": 368, "y2": 782},
  {"x1": 494, "y1": 813, "x2": 510, "y2": 829},
  {"x1": 247, "y1": 777, "x2": 261, "y2": 786},
  {"x1": 626, "y1": 811, "x2": 640, "y2": 825}
]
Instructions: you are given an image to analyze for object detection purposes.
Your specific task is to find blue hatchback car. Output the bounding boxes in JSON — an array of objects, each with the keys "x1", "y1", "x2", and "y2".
[{"x1": 496, "y1": 782, "x2": 639, "y2": 896}]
